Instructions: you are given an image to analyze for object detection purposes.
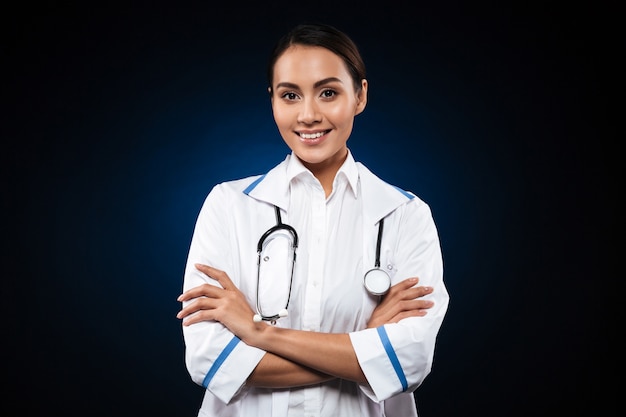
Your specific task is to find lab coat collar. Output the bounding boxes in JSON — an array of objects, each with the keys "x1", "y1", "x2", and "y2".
[{"x1": 244, "y1": 150, "x2": 414, "y2": 225}]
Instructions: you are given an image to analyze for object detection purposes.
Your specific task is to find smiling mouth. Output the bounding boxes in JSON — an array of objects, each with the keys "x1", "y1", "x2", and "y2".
[{"x1": 298, "y1": 130, "x2": 330, "y2": 139}]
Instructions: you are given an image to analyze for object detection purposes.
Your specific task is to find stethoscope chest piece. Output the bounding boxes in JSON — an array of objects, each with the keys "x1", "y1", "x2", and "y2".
[
  {"x1": 364, "y1": 217, "x2": 390, "y2": 296},
  {"x1": 364, "y1": 268, "x2": 391, "y2": 296}
]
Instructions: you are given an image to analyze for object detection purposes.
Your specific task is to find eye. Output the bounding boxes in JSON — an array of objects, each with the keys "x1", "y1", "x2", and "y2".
[
  {"x1": 281, "y1": 91, "x2": 300, "y2": 101},
  {"x1": 320, "y1": 89, "x2": 337, "y2": 99}
]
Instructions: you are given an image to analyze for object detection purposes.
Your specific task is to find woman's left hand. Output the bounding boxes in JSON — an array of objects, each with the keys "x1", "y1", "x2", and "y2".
[
  {"x1": 177, "y1": 264, "x2": 262, "y2": 338},
  {"x1": 366, "y1": 277, "x2": 434, "y2": 328}
]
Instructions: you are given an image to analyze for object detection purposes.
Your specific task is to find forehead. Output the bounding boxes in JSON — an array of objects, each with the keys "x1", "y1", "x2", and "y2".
[{"x1": 272, "y1": 45, "x2": 350, "y2": 85}]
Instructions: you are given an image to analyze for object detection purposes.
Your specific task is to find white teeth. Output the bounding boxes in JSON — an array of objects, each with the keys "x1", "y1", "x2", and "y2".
[{"x1": 299, "y1": 131, "x2": 325, "y2": 139}]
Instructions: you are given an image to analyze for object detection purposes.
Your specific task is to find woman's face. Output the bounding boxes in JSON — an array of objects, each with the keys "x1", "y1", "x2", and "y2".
[{"x1": 270, "y1": 45, "x2": 367, "y2": 174}]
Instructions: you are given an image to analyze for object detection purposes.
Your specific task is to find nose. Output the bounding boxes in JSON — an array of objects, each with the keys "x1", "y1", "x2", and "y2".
[{"x1": 297, "y1": 97, "x2": 321, "y2": 124}]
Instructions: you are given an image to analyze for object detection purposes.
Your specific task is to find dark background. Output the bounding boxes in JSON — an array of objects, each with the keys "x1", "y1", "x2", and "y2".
[{"x1": 4, "y1": 1, "x2": 619, "y2": 416}]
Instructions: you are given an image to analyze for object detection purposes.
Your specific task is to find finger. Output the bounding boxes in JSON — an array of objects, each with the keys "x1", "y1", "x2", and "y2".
[
  {"x1": 195, "y1": 264, "x2": 237, "y2": 290},
  {"x1": 393, "y1": 277, "x2": 419, "y2": 291},
  {"x1": 382, "y1": 285, "x2": 430, "y2": 306},
  {"x1": 404, "y1": 299, "x2": 434, "y2": 310},
  {"x1": 418, "y1": 286, "x2": 434, "y2": 296},
  {"x1": 177, "y1": 283, "x2": 220, "y2": 302},
  {"x1": 386, "y1": 278, "x2": 422, "y2": 298},
  {"x1": 380, "y1": 298, "x2": 434, "y2": 321},
  {"x1": 394, "y1": 309, "x2": 428, "y2": 321},
  {"x1": 181, "y1": 309, "x2": 218, "y2": 326},
  {"x1": 176, "y1": 297, "x2": 215, "y2": 320},
  {"x1": 394, "y1": 300, "x2": 435, "y2": 315},
  {"x1": 396, "y1": 285, "x2": 433, "y2": 301},
  {"x1": 389, "y1": 301, "x2": 435, "y2": 323}
]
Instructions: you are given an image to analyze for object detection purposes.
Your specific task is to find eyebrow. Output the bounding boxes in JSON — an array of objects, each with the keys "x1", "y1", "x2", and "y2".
[{"x1": 275, "y1": 77, "x2": 344, "y2": 90}]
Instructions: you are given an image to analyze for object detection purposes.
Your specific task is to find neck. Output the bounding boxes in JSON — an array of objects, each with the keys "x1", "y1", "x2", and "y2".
[{"x1": 300, "y1": 149, "x2": 348, "y2": 198}]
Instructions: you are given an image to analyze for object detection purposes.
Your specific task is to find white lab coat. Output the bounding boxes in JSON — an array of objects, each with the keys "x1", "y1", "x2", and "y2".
[{"x1": 181, "y1": 151, "x2": 449, "y2": 417}]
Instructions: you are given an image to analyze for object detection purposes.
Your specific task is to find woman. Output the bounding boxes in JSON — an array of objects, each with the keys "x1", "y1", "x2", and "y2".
[{"x1": 177, "y1": 23, "x2": 449, "y2": 416}]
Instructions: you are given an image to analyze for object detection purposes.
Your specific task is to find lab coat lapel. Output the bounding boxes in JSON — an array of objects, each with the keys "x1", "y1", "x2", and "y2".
[
  {"x1": 357, "y1": 162, "x2": 415, "y2": 225},
  {"x1": 243, "y1": 155, "x2": 291, "y2": 211},
  {"x1": 244, "y1": 154, "x2": 413, "y2": 224}
]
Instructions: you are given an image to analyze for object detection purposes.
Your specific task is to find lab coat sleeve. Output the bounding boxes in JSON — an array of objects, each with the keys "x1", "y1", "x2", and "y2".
[
  {"x1": 349, "y1": 198, "x2": 449, "y2": 401},
  {"x1": 181, "y1": 183, "x2": 266, "y2": 404}
]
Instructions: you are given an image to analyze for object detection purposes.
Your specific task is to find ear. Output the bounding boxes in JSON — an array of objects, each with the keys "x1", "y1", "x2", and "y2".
[
  {"x1": 267, "y1": 86, "x2": 273, "y2": 106},
  {"x1": 355, "y1": 79, "x2": 368, "y2": 115}
]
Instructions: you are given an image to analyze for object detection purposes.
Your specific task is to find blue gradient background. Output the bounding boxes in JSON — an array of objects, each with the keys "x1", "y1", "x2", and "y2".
[{"x1": 4, "y1": 2, "x2": 617, "y2": 416}]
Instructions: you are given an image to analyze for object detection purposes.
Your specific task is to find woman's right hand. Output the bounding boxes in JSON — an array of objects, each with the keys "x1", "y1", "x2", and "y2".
[{"x1": 366, "y1": 277, "x2": 434, "y2": 328}]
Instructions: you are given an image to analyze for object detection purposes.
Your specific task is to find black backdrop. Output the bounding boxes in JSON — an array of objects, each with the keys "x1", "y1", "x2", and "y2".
[{"x1": 4, "y1": 1, "x2": 618, "y2": 416}]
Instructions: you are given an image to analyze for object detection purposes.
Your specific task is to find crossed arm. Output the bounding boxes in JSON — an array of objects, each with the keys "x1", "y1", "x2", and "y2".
[{"x1": 177, "y1": 264, "x2": 434, "y2": 388}]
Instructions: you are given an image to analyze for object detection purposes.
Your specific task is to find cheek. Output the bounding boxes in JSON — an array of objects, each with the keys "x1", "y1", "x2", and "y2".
[
  {"x1": 272, "y1": 105, "x2": 292, "y2": 130},
  {"x1": 327, "y1": 106, "x2": 356, "y2": 128}
]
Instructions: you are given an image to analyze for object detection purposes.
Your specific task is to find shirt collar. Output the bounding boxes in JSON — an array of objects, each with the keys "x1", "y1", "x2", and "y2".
[{"x1": 285, "y1": 150, "x2": 359, "y2": 199}]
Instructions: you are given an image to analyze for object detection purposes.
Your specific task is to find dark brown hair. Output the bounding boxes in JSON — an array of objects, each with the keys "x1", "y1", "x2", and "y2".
[{"x1": 267, "y1": 23, "x2": 367, "y2": 94}]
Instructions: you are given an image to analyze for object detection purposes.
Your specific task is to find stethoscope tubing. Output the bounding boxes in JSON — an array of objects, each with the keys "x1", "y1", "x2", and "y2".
[
  {"x1": 255, "y1": 206, "x2": 298, "y2": 322},
  {"x1": 254, "y1": 206, "x2": 391, "y2": 323}
]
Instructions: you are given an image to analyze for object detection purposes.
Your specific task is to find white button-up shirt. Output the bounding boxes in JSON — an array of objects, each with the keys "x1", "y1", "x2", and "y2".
[{"x1": 181, "y1": 150, "x2": 449, "y2": 417}]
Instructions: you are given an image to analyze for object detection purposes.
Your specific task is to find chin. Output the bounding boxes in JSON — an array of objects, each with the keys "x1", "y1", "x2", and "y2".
[{"x1": 295, "y1": 147, "x2": 347, "y2": 167}]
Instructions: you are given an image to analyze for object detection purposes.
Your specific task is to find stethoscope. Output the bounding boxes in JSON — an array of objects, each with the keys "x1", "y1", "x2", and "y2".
[
  {"x1": 253, "y1": 206, "x2": 298, "y2": 323},
  {"x1": 253, "y1": 205, "x2": 390, "y2": 323}
]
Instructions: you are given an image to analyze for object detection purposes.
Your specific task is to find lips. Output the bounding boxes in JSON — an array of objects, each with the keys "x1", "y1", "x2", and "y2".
[
  {"x1": 297, "y1": 130, "x2": 330, "y2": 146},
  {"x1": 298, "y1": 130, "x2": 329, "y2": 139}
]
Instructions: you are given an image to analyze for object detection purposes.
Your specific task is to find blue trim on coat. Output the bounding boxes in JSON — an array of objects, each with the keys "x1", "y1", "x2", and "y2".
[
  {"x1": 393, "y1": 185, "x2": 415, "y2": 200},
  {"x1": 202, "y1": 336, "x2": 241, "y2": 388},
  {"x1": 243, "y1": 175, "x2": 267, "y2": 195},
  {"x1": 377, "y1": 326, "x2": 408, "y2": 392}
]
